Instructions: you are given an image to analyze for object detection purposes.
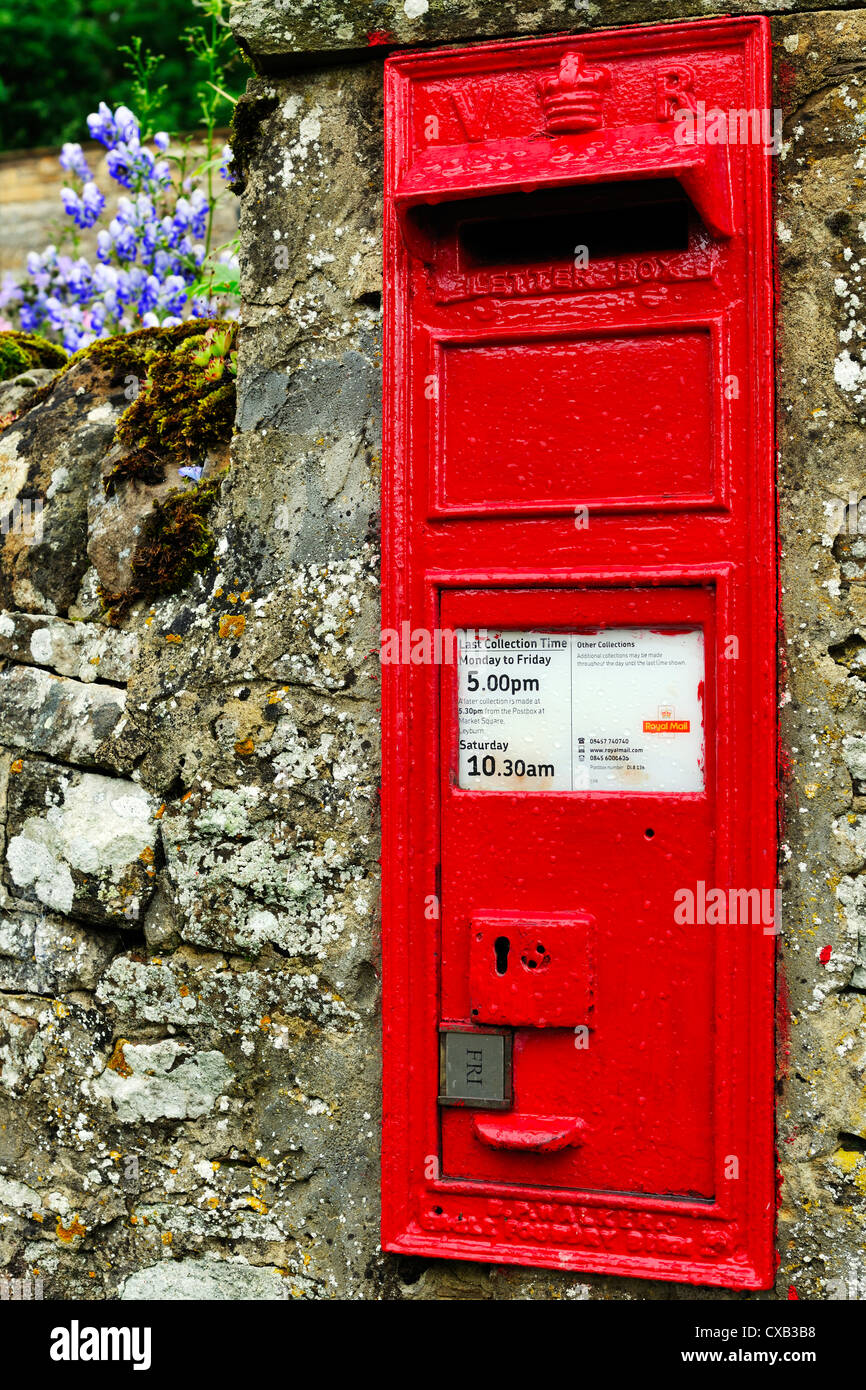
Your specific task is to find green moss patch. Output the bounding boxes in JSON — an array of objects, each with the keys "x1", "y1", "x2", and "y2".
[
  {"x1": 3, "y1": 320, "x2": 225, "y2": 420},
  {"x1": 1, "y1": 320, "x2": 238, "y2": 621},
  {"x1": 105, "y1": 321, "x2": 237, "y2": 494},
  {"x1": 101, "y1": 471, "x2": 226, "y2": 624},
  {"x1": 0, "y1": 331, "x2": 67, "y2": 382}
]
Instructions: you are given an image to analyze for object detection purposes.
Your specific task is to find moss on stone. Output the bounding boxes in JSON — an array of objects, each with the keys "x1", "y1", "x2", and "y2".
[
  {"x1": 6, "y1": 320, "x2": 223, "y2": 420},
  {"x1": 71, "y1": 320, "x2": 207, "y2": 380},
  {"x1": 101, "y1": 470, "x2": 227, "y2": 623},
  {"x1": 0, "y1": 330, "x2": 67, "y2": 382},
  {"x1": 105, "y1": 321, "x2": 238, "y2": 494},
  {"x1": 0, "y1": 321, "x2": 237, "y2": 617}
]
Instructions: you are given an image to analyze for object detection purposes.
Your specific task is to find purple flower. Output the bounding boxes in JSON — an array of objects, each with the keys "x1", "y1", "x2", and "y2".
[
  {"x1": 0, "y1": 274, "x2": 23, "y2": 310},
  {"x1": 136, "y1": 274, "x2": 161, "y2": 316},
  {"x1": 80, "y1": 182, "x2": 106, "y2": 226},
  {"x1": 26, "y1": 248, "x2": 56, "y2": 291},
  {"x1": 66, "y1": 259, "x2": 93, "y2": 302},
  {"x1": 105, "y1": 146, "x2": 132, "y2": 189},
  {"x1": 86, "y1": 103, "x2": 140, "y2": 151},
  {"x1": 86, "y1": 102, "x2": 118, "y2": 147},
  {"x1": 88, "y1": 301, "x2": 109, "y2": 335},
  {"x1": 219, "y1": 145, "x2": 235, "y2": 184},
  {"x1": 158, "y1": 275, "x2": 188, "y2": 317},
  {"x1": 7, "y1": 99, "x2": 239, "y2": 344},
  {"x1": 44, "y1": 296, "x2": 66, "y2": 331},
  {"x1": 190, "y1": 191, "x2": 209, "y2": 239},
  {"x1": 19, "y1": 303, "x2": 41, "y2": 332},
  {"x1": 60, "y1": 182, "x2": 105, "y2": 230},
  {"x1": 114, "y1": 106, "x2": 139, "y2": 143},
  {"x1": 60, "y1": 143, "x2": 92, "y2": 180},
  {"x1": 108, "y1": 213, "x2": 138, "y2": 262},
  {"x1": 178, "y1": 464, "x2": 203, "y2": 482}
]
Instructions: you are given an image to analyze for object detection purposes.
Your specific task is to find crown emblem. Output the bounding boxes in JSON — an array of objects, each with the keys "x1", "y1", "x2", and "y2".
[{"x1": 538, "y1": 51, "x2": 610, "y2": 133}]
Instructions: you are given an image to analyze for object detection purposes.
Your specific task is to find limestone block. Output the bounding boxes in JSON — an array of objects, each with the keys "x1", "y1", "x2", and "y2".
[
  {"x1": 0, "y1": 911, "x2": 118, "y2": 993},
  {"x1": 0, "y1": 610, "x2": 138, "y2": 684},
  {"x1": 5, "y1": 759, "x2": 158, "y2": 924},
  {"x1": 90, "y1": 1040, "x2": 232, "y2": 1123},
  {"x1": 0, "y1": 665, "x2": 126, "y2": 766}
]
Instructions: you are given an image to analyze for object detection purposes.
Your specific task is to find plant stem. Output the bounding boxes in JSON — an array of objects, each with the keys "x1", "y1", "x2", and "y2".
[{"x1": 204, "y1": 9, "x2": 217, "y2": 296}]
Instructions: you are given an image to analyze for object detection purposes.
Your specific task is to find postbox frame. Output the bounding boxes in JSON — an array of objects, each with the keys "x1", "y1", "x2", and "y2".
[{"x1": 382, "y1": 17, "x2": 776, "y2": 1289}]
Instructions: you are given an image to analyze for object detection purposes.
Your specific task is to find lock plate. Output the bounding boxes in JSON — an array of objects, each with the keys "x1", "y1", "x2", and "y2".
[{"x1": 469, "y1": 911, "x2": 595, "y2": 1027}]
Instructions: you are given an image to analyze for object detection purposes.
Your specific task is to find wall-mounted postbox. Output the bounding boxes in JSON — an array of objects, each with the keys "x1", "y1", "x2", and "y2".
[{"x1": 382, "y1": 18, "x2": 776, "y2": 1288}]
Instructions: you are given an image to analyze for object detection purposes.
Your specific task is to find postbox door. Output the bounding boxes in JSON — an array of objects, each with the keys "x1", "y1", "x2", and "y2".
[{"x1": 439, "y1": 585, "x2": 718, "y2": 1198}]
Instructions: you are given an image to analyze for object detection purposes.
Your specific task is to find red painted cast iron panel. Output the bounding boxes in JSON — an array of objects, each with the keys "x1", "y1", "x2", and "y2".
[
  {"x1": 469, "y1": 910, "x2": 596, "y2": 1028},
  {"x1": 437, "y1": 330, "x2": 715, "y2": 510},
  {"x1": 382, "y1": 18, "x2": 776, "y2": 1288}
]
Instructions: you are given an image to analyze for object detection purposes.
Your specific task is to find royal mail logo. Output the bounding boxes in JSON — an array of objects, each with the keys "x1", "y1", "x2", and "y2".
[{"x1": 644, "y1": 719, "x2": 690, "y2": 733}]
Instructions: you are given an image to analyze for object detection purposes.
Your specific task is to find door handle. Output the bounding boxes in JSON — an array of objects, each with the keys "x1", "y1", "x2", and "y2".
[{"x1": 474, "y1": 1114, "x2": 586, "y2": 1152}]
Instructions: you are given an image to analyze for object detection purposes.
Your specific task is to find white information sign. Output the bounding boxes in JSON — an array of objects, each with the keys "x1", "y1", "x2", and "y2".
[{"x1": 456, "y1": 627, "x2": 705, "y2": 793}]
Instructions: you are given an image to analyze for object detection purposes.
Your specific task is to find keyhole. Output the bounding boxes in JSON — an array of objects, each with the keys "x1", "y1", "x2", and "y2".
[{"x1": 494, "y1": 936, "x2": 511, "y2": 976}]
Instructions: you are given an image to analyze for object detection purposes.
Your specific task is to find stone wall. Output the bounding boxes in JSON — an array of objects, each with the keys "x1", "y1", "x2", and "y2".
[{"x1": 0, "y1": 3, "x2": 863, "y2": 1301}]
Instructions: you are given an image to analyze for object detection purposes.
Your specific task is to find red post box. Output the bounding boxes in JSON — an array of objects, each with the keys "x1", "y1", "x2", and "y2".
[{"x1": 381, "y1": 18, "x2": 776, "y2": 1289}]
